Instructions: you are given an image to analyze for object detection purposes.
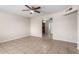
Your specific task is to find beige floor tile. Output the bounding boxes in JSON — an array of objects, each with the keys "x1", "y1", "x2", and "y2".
[{"x1": 0, "y1": 36, "x2": 78, "y2": 54}]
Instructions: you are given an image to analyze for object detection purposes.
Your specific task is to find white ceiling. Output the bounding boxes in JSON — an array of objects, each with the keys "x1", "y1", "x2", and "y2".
[{"x1": 0, "y1": 5, "x2": 70, "y2": 18}]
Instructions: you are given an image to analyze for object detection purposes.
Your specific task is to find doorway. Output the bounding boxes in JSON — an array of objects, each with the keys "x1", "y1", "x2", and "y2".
[{"x1": 42, "y1": 18, "x2": 53, "y2": 39}]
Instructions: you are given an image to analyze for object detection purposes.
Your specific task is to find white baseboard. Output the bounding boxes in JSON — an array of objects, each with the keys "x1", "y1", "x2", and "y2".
[
  {"x1": 0, "y1": 34, "x2": 30, "y2": 43},
  {"x1": 53, "y1": 37, "x2": 77, "y2": 44},
  {"x1": 30, "y1": 34, "x2": 42, "y2": 38}
]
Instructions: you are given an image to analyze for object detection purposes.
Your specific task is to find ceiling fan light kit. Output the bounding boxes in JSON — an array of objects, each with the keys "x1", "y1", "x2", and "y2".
[{"x1": 30, "y1": 10, "x2": 34, "y2": 14}]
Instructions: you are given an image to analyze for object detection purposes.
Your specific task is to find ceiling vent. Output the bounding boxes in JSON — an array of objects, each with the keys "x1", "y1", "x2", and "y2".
[{"x1": 63, "y1": 6, "x2": 78, "y2": 16}]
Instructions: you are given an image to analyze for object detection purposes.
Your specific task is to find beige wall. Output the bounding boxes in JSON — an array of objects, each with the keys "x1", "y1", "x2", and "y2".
[
  {"x1": 0, "y1": 11, "x2": 30, "y2": 42},
  {"x1": 77, "y1": 7, "x2": 79, "y2": 50},
  {"x1": 30, "y1": 17, "x2": 42, "y2": 37},
  {"x1": 52, "y1": 12, "x2": 77, "y2": 43}
]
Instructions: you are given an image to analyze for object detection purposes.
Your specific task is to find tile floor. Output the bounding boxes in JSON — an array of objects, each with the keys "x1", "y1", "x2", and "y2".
[{"x1": 0, "y1": 36, "x2": 78, "y2": 54}]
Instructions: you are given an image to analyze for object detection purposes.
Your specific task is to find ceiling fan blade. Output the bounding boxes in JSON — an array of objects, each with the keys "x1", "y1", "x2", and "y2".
[
  {"x1": 35, "y1": 7, "x2": 40, "y2": 9},
  {"x1": 22, "y1": 9, "x2": 29, "y2": 11},
  {"x1": 25, "y1": 5, "x2": 32, "y2": 10},
  {"x1": 34, "y1": 10, "x2": 40, "y2": 13},
  {"x1": 32, "y1": 6, "x2": 40, "y2": 10}
]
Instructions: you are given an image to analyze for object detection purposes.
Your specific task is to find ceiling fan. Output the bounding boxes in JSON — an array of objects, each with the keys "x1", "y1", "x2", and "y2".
[{"x1": 22, "y1": 5, "x2": 41, "y2": 14}]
